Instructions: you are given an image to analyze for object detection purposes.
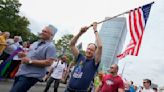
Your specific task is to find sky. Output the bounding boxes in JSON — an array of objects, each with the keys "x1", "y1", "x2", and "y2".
[{"x1": 19, "y1": 0, "x2": 164, "y2": 87}]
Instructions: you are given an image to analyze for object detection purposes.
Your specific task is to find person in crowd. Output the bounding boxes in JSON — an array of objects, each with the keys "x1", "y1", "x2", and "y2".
[
  {"x1": 138, "y1": 86, "x2": 143, "y2": 92},
  {"x1": 124, "y1": 81, "x2": 130, "y2": 92},
  {"x1": 153, "y1": 87, "x2": 158, "y2": 92},
  {"x1": 60, "y1": 61, "x2": 75, "y2": 84},
  {"x1": 142, "y1": 79, "x2": 154, "y2": 92},
  {"x1": 13, "y1": 36, "x2": 21, "y2": 47},
  {"x1": 94, "y1": 71, "x2": 104, "y2": 92},
  {"x1": 133, "y1": 85, "x2": 138, "y2": 92},
  {"x1": 129, "y1": 81, "x2": 136, "y2": 92},
  {"x1": 99, "y1": 64, "x2": 124, "y2": 92},
  {"x1": 0, "y1": 32, "x2": 10, "y2": 56},
  {"x1": 0, "y1": 38, "x2": 17, "y2": 77},
  {"x1": 65, "y1": 22, "x2": 102, "y2": 92},
  {"x1": 43, "y1": 55, "x2": 68, "y2": 92},
  {"x1": 5, "y1": 41, "x2": 29, "y2": 78},
  {"x1": 0, "y1": 32, "x2": 10, "y2": 76},
  {"x1": 3, "y1": 36, "x2": 22, "y2": 78},
  {"x1": 0, "y1": 38, "x2": 16, "y2": 62},
  {"x1": 9, "y1": 24, "x2": 57, "y2": 92}
]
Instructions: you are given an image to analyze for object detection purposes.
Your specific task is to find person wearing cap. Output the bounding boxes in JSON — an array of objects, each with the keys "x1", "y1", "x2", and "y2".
[
  {"x1": 9, "y1": 25, "x2": 57, "y2": 92},
  {"x1": 142, "y1": 79, "x2": 154, "y2": 92}
]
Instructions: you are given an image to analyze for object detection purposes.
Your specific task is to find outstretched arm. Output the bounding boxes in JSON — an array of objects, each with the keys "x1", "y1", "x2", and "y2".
[
  {"x1": 69, "y1": 26, "x2": 88, "y2": 58},
  {"x1": 92, "y1": 22, "x2": 102, "y2": 65}
]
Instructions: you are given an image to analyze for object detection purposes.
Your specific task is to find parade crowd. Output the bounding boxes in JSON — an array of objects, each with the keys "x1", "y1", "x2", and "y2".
[{"x1": 0, "y1": 22, "x2": 158, "y2": 92}]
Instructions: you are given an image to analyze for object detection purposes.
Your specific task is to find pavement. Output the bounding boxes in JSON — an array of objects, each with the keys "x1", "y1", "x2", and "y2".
[
  {"x1": 0, "y1": 78, "x2": 67, "y2": 92},
  {"x1": 0, "y1": 78, "x2": 66, "y2": 86}
]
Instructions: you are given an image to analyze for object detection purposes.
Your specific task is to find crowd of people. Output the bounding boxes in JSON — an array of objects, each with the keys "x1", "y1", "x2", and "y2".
[{"x1": 0, "y1": 23, "x2": 158, "y2": 92}]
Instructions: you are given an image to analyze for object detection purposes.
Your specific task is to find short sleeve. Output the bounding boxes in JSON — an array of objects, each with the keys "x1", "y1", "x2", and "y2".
[
  {"x1": 45, "y1": 45, "x2": 56, "y2": 59},
  {"x1": 75, "y1": 53, "x2": 84, "y2": 63},
  {"x1": 118, "y1": 77, "x2": 125, "y2": 89}
]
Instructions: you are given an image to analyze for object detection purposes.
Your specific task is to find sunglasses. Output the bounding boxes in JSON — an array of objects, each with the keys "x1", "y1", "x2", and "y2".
[
  {"x1": 143, "y1": 81, "x2": 148, "y2": 84},
  {"x1": 110, "y1": 66, "x2": 115, "y2": 69}
]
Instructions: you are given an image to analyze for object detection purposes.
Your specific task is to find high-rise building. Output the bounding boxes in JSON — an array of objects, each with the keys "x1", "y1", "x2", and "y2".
[{"x1": 99, "y1": 17, "x2": 127, "y2": 73}]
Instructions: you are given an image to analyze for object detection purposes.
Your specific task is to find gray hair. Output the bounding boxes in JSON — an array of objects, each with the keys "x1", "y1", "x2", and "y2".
[{"x1": 48, "y1": 24, "x2": 58, "y2": 40}]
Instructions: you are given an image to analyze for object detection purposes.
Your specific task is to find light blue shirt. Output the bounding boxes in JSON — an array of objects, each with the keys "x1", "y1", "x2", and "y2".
[{"x1": 16, "y1": 40, "x2": 56, "y2": 79}]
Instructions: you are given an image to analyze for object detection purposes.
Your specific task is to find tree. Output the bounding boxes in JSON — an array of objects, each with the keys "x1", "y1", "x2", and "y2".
[
  {"x1": 55, "y1": 34, "x2": 86, "y2": 63},
  {"x1": 55, "y1": 34, "x2": 74, "y2": 53},
  {"x1": 55, "y1": 34, "x2": 74, "y2": 63},
  {"x1": 0, "y1": 0, "x2": 38, "y2": 42}
]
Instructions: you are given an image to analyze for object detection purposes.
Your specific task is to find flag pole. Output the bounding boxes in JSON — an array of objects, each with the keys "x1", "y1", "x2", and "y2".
[
  {"x1": 88, "y1": 1, "x2": 154, "y2": 28},
  {"x1": 88, "y1": 10, "x2": 129, "y2": 28}
]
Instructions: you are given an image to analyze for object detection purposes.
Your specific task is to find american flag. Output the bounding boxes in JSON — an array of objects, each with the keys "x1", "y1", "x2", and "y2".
[{"x1": 117, "y1": 2, "x2": 154, "y2": 59}]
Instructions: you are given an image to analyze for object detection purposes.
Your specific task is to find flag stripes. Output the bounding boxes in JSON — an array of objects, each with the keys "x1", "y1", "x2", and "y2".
[{"x1": 117, "y1": 2, "x2": 153, "y2": 59}]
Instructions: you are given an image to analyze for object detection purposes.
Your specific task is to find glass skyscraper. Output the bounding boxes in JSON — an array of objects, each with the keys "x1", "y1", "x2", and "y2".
[{"x1": 99, "y1": 17, "x2": 127, "y2": 73}]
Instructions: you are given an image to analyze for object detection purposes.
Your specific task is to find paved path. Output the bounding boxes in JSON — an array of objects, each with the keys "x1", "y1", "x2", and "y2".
[{"x1": 0, "y1": 79, "x2": 66, "y2": 92}]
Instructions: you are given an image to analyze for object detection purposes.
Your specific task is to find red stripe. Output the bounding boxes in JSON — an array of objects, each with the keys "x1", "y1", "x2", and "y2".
[
  {"x1": 138, "y1": 8, "x2": 144, "y2": 33},
  {"x1": 117, "y1": 47, "x2": 134, "y2": 59},
  {"x1": 117, "y1": 3, "x2": 152, "y2": 59},
  {"x1": 133, "y1": 8, "x2": 145, "y2": 56},
  {"x1": 135, "y1": 8, "x2": 145, "y2": 55},
  {"x1": 131, "y1": 47, "x2": 135, "y2": 55},
  {"x1": 129, "y1": 11, "x2": 136, "y2": 45},
  {"x1": 136, "y1": 31, "x2": 144, "y2": 56},
  {"x1": 117, "y1": 43, "x2": 135, "y2": 59}
]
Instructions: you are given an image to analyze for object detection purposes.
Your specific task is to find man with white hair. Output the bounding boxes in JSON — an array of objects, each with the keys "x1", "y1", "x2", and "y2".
[{"x1": 9, "y1": 25, "x2": 57, "y2": 92}]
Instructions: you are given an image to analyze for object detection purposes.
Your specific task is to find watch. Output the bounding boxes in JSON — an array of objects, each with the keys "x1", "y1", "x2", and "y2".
[{"x1": 29, "y1": 60, "x2": 33, "y2": 64}]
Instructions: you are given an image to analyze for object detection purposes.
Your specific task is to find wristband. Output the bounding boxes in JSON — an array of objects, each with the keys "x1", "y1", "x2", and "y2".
[{"x1": 94, "y1": 30, "x2": 98, "y2": 33}]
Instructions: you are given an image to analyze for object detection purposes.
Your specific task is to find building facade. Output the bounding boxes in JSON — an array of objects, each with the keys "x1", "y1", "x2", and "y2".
[{"x1": 99, "y1": 17, "x2": 127, "y2": 73}]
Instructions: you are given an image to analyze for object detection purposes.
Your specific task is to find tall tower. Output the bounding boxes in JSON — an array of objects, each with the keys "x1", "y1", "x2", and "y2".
[{"x1": 99, "y1": 17, "x2": 127, "y2": 73}]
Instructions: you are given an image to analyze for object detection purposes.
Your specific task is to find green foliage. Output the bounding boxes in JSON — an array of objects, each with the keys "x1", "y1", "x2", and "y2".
[
  {"x1": 55, "y1": 34, "x2": 74, "y2": 63},
  {"x1": 26, "y1": 31, "x2": 39, "y2": 43},
  {"x1": 55, "y1": 34, "x2": 86, "y2": 64},
  {"x1": 66, "y1": 54, "x2": 74, "y2": 64},
  {"x1": 0, "y1": 0, "x2": 39, "y2": 42},
  {"x1": 55, "y1": 34, "x2": 74, "y2": 53}
]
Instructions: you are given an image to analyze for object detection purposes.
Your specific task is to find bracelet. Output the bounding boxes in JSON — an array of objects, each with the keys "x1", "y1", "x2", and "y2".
[{"x1": 94, "y1": 30, "x2": 98, "y2": 33}]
